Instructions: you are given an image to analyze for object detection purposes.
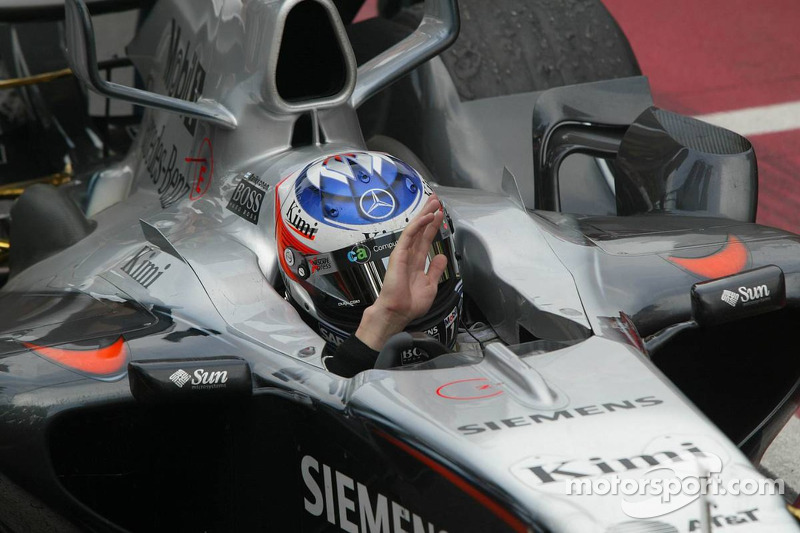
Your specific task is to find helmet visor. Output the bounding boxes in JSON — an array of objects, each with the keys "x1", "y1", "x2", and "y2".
[{"x1": 288, "y1": 225, "x2": 458, "y2": 310}]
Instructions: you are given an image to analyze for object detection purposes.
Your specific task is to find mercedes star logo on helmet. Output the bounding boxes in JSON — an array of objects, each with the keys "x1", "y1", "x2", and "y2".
[{"x1": 360, "y1": 189, "x2": 396, "y2": 220}]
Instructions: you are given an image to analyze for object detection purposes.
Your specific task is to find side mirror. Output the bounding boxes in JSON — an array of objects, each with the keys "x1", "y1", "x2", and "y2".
[
  {"x1": 63, "y1": 0, "x2": 237, "y2": 130},
  {"x1": 350, "y1": 0, "x2": 459, "y2": 108}
]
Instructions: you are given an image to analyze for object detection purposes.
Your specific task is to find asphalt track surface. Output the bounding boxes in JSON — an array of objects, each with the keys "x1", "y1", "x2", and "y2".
[{"x1": 602, "y1": 0, "x2": 800, "y2": 503}]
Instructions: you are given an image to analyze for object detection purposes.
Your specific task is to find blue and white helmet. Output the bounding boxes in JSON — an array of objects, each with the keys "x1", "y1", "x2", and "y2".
[{"x1": 276, "y1": 151, "x2": 462, "y2": 350}]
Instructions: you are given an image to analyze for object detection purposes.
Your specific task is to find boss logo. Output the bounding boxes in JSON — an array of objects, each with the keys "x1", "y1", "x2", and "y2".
[{"x1": 227, "y1": 175, "x2": 265, "y2": 224}]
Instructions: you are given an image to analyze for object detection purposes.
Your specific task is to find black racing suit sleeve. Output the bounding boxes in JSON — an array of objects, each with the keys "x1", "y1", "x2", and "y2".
[{"x1": 324, "y1": 335, "x2": 378, "y2": 377}]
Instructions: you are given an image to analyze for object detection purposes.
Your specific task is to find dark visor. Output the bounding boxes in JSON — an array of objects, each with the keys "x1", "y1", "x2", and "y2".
[{"x1": 299, "y1": 226, "x2": 457, "y2": 308}]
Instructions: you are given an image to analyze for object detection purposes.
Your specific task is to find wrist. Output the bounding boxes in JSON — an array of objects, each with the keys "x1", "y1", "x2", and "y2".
[{"x1": 355, "y1": 303, "x2": 408, "y2": 351}]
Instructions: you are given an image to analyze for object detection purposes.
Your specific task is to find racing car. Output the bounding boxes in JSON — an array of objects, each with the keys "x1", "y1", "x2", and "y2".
[{"x1": 0, "y1": 0, "x2": 798, "y2": 531}]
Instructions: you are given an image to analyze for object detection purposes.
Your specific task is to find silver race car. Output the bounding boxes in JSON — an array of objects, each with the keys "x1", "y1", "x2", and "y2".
[{"x1": 0, "y1": 0, "x2": 798, "y2": 531}]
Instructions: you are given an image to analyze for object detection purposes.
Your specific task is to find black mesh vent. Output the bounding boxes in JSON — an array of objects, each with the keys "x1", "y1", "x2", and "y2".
[{"x1": 652, "y1": 108, "x2": 751, "y2": 155}]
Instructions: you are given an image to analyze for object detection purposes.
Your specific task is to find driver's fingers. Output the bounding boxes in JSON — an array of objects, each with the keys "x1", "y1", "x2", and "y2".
[
  {"x1": 396, "y1": 213, "x2": 433, "y2": 253},
  {"x1": 396, "y1": 196, "x2": 440, "y2": 252},
  {"x1": 412, "y1": 209, "x2": 443, "y2": 271},
  {"x1": 426, "y1": 253, "x2": 448, "y2": 284}
]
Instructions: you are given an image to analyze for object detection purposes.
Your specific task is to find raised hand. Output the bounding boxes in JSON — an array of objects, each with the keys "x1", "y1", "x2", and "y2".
[{"x1": 355, "y1": 196, "x2": 448, "y2": 351}]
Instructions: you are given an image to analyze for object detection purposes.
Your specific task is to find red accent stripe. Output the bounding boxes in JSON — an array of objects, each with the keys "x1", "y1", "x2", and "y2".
[
  {"x1": 23, "y1": 337, "x2": 128, "y2": 376},
  {"x1": 288, "y1": 223, "x2": 317, "y2": 241},
  {"x1": 376, "y1": 430, "x2": 528, "y2": 533},
  {"x1": 667, "y1": 234, "x2": 748, "y2": 279},
  {"x1": 275, "y1": 189, "x2": 319, "y2": 282}
]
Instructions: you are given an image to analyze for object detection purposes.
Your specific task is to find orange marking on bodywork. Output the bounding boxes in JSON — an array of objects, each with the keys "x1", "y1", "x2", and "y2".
[
  {"x1": 23, "y1": 336, "x2": 128, "y2": 375},
  {"x1": 668, "y1": 235, "x2": 748, "y2": 279}
]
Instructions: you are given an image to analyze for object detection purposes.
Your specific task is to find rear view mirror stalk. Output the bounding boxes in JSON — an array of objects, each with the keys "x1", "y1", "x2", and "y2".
[{"x1": 63, "y1": 0, "x2": 237, "y2": 130}]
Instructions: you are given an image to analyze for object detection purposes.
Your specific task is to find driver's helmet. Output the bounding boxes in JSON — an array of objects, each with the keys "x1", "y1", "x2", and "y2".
[{"x1": 275, "y1": 151, "x2": 462, "y2": 351}]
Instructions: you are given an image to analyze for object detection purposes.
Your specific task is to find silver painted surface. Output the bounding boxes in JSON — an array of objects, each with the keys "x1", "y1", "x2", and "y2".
[
  {"x1": 350, "y1": 0, "x2": 459, "y2": 108},
  {"x1": 348, "y1": 337, "x2": 798, "y2": 532},
  {"x1": 441, "y1": 186, "x2": 592, "y2": 342},
  {"x1": 7, "y1": 0, "x2": 797, "y2": 530},
  {"x1": 65, "y1": 0, "x2": 238, "y2": 129}
]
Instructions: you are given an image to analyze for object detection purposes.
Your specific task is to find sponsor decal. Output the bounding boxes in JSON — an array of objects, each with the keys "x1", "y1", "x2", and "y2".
[
  {"x1": 169, "y1": 368, "x2": 229, "y2": 390},
  {"x1": 190, "y1": 368, "x2": 228, "y2": 389},
  {"x1": 140, "y1": 120, "x2": 192, "y2": 208},
  {"x1": 734, "y1": 284, "x2": 770, "y2": 305},
  {"x1": 400, "y1": 347, "x2": 428, "y2": 366},
  {"x1": 518, "y1": 441, "x2": 706, "y2": 485},
  {"x1": 456, "y1": 396, "x2": 663, "y2": 435},
  {"x1": 721, "y1": 285, "x2": 770, "y2": 308},
  {"x1": 121, "y1": 246, "x2": 171, "y2": 289},
  {"x1": 129, "y1": 358, "x2": 251, "y2": 401},
  {"x1": 163, "y1": 19, "x2": 207, "y2": 135},
  {"x1": 689, "y1": 508, "x2": 759, "y2": 531},
  {"x1": 169, "y1": 369, "x2": 191, "y2": 388},
  {"x1": 227, "y1": 173, "x2": 266, "y2": 224},
  {"x1": 437, "y1": 378, "x2": 504, "y2": 401},
  {"x1": 561, "y1": 440, "x2": 776, "y2": 521},
  {"x1": 319, "y1": 324, "x2": 347, "y2": 346},
  {"x1": 309, "y1": 255, "x2": 332, "y2": 274},
  {"x1": 185, "y1": 137, "x2": 213, "y2": 200},
  {"x1": 691, "y1": 265, "x2": 785, "y2": 326},
  {"x1": 443, "y1": 305, "x2": 458, "y2": 343},
  {"x1": 347, "y1": 244, "x2": 371, "y2": 264},
  {"x1": 337, "y1": 299, "x2": 361, "y2": 307},
  {"x1": 720, "y1": 289, "x2": 739, "y2": 307},
  {"x1": 372, "y1": 241, "x2": 397, "y2": 253},
  {"x1": 285, "y1": 200, "x2": 319, "y2": 240},
  {"x1": 359, "y1": 188, "x2": 396, "y2": 220},
  {"x1": 301, "y1": 455, "x2": 446, "y2": 533},
  {"x1": 425, "y1": 326, "x2": 439, "y2": 337}
]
